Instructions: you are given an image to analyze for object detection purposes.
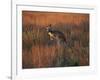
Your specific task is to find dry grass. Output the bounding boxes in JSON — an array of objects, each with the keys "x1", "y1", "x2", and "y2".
[{"x1": 22, "y1": 22, "x2": 89, "y2": 68}]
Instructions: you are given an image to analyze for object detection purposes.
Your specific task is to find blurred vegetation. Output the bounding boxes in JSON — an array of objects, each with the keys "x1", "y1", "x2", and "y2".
[{"x1": 22, "y1": 22, "x2": 89, "y2": 69}]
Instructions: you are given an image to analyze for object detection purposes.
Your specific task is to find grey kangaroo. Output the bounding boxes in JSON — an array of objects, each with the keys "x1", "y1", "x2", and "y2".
[{"x1": 46, "y1": 24, "x2": 69, "y2": 66}]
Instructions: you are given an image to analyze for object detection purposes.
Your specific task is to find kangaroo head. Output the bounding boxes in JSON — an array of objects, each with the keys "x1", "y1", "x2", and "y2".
[
  {"x1": 46, "y1": 24, "x2": 52, "y2": 32},
  {"x1": 46, "y1": 24, "x2": 55, "y2": 40}
]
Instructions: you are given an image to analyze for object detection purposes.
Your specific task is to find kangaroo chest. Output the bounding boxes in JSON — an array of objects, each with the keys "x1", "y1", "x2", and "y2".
[
  {"x1": 48, "y1": 32, "x2": 54, "y2": 37},
  {"x1": 48, "y1": 32, "x2": 61, "y2": 40}
]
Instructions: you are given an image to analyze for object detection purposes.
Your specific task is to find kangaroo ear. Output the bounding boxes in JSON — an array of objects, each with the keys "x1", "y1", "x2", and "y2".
[
  {"x1": 48, "y1": 24, "x2": 52, "y2": 29},
  {"x1": 49, "y1": 24, "x2": 52, "y2": 27},
  {"x1": 46, "y1": 24, "x2": 51, "y2": 30}
]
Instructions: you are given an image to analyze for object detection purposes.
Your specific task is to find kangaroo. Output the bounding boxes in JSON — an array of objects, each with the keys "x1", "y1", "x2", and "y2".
[{"x1": 46, "y1": 24, "x2": 69, "y2": 66}]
